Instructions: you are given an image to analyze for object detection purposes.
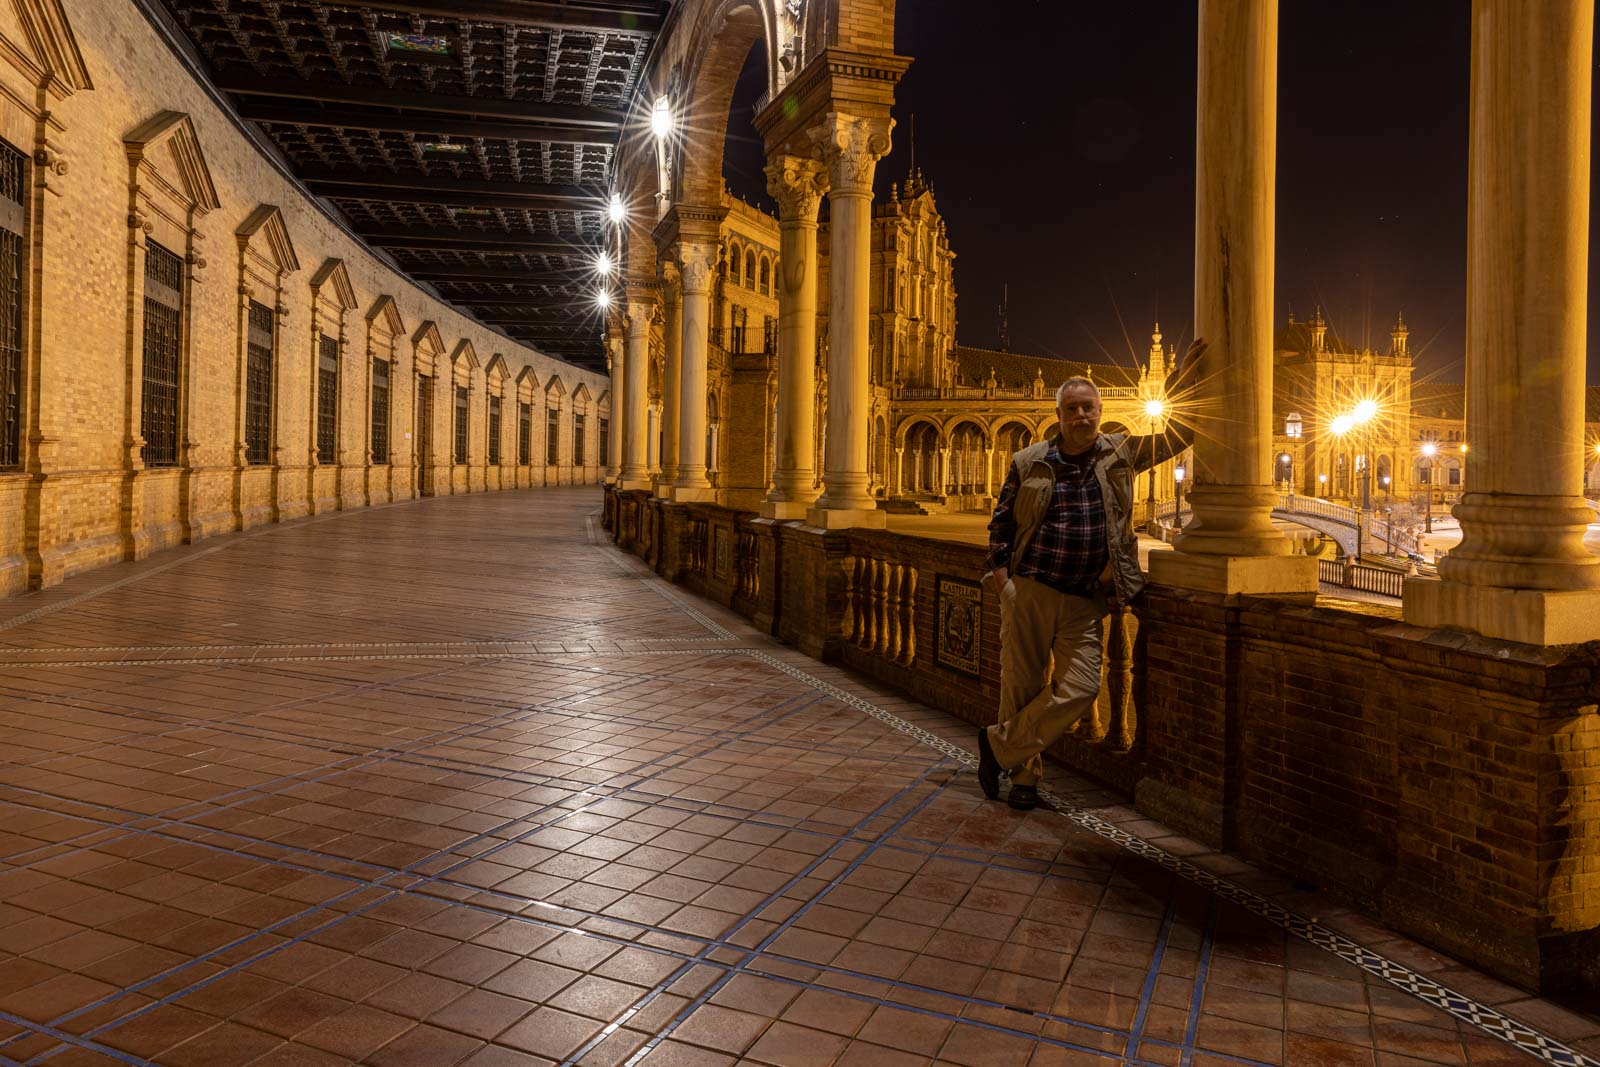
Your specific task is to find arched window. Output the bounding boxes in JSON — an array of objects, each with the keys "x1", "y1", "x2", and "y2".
[
  {"x1": 728, "y1": 244, "x2": 741, "y2": 286},
  {"x1": 744, "y1": 250, "x2": 756, "y2": 288},
  {"x1": 759, "y1": 257, "x2": 771, "y2": 296}
]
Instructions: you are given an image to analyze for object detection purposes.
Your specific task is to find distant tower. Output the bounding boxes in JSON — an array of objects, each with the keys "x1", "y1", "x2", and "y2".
[
  {"x1": 997, "y1": 283, "x2": 1010, "y2": 352},
  {"x1": 1311, "y1": 305, "x2": 1328, "y2": 352},
  {"x1": 1149, "y1": 322, "x2": 1167, "y2": 377},
  {"x1": 1391, "y1": 312, "x2": 1410, "y2": 358}
]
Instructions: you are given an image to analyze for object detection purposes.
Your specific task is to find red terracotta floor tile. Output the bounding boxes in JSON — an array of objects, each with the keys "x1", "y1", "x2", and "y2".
[{"x1": 0, "y1": 490, "x2": 1577, "y2": 1067}]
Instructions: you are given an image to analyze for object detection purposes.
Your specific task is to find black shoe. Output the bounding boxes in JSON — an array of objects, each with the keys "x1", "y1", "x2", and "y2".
[
  {"x1": 1008, "y1": 784, "x2": 1040, "y2": 811},
  {"x1": 976, "y1": 728, "x2": 1001, "y2": 800}
]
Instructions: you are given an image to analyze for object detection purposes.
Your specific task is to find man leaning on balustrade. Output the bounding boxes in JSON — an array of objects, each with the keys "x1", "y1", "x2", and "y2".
[{"x1": 977, "y1": 339, "x2": 1205, "y2": 810}]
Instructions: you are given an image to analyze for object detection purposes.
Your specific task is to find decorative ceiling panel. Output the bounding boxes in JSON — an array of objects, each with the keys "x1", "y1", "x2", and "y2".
[{"x1": 154, "y1": 0, "x2": 664, "y2": 370}]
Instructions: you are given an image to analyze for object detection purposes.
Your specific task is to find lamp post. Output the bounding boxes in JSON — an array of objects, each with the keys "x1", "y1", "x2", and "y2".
[
  {"x1": 1381, "y1": 474, "x2": 1390, "y2": 502},
  {"x1": 1329, "y1": 414, "x2": 1353, "y2": 500},
  {"x1": 1318, "y1": 472, "x2": 1327, "y2": 497},
  {"x1": 1420, "y1": 441, "x2": 1436, "y2": 532},
  {"x1": 1173, "y1": 463, "x2": 1186, "y2": 530},
  {"x1": 1144, "y1": 397, "x2": 1165, "y2": 527},
  {"x1": 1353, "y1": 398, "x2": 1378, "y2": 513}
]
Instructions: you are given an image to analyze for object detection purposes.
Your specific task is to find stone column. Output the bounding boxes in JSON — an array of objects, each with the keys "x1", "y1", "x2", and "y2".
[
  {"x1": 893, "y1": 448, "x2": 903, "y2": 497},
  {"x1": 808, "y1": 114, "x2": 892, "y2": 530},
  {"x1": 656, "y1": 264, "x2": 683, "y2": 494},
  {"x1": 1405, "y1": 0, "x2": 1600, "y2": 644},
  {"x1": 1148, "y1": 0, "x2": 1315, "y2": 596},
  {"x1": 646, "y1": 404, "x2": 660, "y2": 475},
  {"x1": 762, "y1": 155, "x2": 829, "y2": 519},
  {"x1": 604, "y1": 338, "x2": 622, "y2": 482},
  {"x1": 669, "y1": 242, "x2": 718, "y2": 503},
  {"x1": 617, "y1": 301, "x2": 653, "y2": 489}
]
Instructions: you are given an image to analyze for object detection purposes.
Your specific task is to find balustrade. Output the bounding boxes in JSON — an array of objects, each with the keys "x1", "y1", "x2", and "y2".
[
  {"x1": 686, "y1": 518, "x2": 708, "y2": 575},
  {"x1": 841, "y1": 554, "x2": 916, "y2": 666},
  {"x1": 735, "y1": 527, "x2": 759, "y2": 599}
]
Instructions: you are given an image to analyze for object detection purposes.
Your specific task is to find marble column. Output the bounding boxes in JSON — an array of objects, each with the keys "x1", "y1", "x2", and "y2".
[
  {"x1": 604, "y1": 337, "x2": 622, "y2": 482},
  {"x1": 656, "y1": 264, "x2": 683, "y2": 495},
  {"x1": 1148, "y1": 0, "x2": 1315, "y2": 596},
  {"x1": 646, "y1": 404, "x2": 660, "y2": 475},
  {"x1": 808, "y1": 114, "x2": 892, "y2": 530},
  {"x1": 617, "y1": 301, "x2": 653, "y2": 489},
  {"x1": 762, "y1": 155, "x2": 829, "y2": 519},
  {"x1": 1405, "y1": 0, "x2": 1600, "y2": 644},
  {"x1": 669, "y1": 241, "x2": 718, "y2": 503}
]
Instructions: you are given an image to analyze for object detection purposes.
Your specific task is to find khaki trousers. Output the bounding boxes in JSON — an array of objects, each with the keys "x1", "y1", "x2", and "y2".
[{"x1": 984, "y1": 576, "x2": 1104, "y2": 787}]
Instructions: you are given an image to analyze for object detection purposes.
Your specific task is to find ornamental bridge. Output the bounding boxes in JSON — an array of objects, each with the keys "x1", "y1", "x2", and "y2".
[{"x1": 1153, "y1": 494, "x2": 1421, "y2": 559}]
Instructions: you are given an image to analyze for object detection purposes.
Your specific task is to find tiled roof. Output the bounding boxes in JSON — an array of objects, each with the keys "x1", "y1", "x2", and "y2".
[
  {"x1": 1274, "y1": 320, "x2": 1352, "y2": 354},
  {"x1": 952, "y1": 345, "x2": 1141, "y2": 390}
]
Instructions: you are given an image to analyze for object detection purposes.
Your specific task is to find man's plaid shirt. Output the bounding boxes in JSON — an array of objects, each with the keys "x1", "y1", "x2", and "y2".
[{"x1": 987, "y1": 438, "x2": 1110, "y2": 597}]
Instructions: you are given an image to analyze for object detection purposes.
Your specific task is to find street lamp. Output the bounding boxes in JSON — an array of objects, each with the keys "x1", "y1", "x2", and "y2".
[
  {"x1": 1144, "y1": 398, "x2": 1165, "y2": 526},
  {"x1": 1420, "y1": 441, "x2": 1436, "y2": 532},
  {"x1": 1353, "y1": 400, "x2": 1380, "y2": 512},
  {"x1": 1319, "y1": 472, "x2": 1328, "y2": 497},
  {"x1": 1173, "y1": 463, "x2": 1186, "y2": 530}
]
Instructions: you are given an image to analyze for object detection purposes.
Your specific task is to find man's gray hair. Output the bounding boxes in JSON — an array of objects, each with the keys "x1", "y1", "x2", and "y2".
[{"x1": 1054, "y1": 376, "x2": 1101, "y2": 405}]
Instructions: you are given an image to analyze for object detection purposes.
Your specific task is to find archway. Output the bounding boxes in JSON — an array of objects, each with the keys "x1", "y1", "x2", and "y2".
[
  {"x1": 901, "y1": 420, "x2": 942, "y2": 495},
  {"x1": 994, "y1": 420, "x2": 1034, "y2": 490},
  {"x1": 947, "y1": 419, "x2": 989, "y2": 498}
]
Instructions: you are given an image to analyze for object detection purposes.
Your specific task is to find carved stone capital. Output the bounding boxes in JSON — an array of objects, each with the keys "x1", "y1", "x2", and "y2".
[
  {"x1": 659, "y1": 260, "x2": 682, "y2": 302},
  {"x1": 814, "y1": 113, "x2": 893, "y2": 197},
  {"x1": 624, "y1": 301, "x2": 654, "y2": 335},
  {"x1": 765, "y1": 155, "x2": 829, "y2": 222},
  {"x1": 672, "y1": 240, "x2": 719, "y2": 296}
]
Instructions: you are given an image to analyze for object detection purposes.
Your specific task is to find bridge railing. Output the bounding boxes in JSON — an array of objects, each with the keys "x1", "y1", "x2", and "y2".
[
  {"x1": 1318, "y1": 557, "x2": 1406, "y2": 598},
  {"x1": 1276, "y1": 494, "x2": 1358, "y2": 525}
]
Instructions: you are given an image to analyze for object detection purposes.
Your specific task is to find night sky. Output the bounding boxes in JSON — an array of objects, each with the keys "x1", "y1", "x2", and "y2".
[{"x1": 721, "y1": 3, "x2": 1600, "y2": 385}]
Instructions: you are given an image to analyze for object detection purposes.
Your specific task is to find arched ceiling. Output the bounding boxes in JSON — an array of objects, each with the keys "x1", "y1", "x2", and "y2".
[{"x1": 152, "y1": 0, "x2": 673, "y2": 371}]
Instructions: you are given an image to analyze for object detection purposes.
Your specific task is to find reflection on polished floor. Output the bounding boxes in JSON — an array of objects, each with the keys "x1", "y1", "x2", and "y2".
[{"x1": 0, "y1": 488, "x2": 1593, "y2": 1067}]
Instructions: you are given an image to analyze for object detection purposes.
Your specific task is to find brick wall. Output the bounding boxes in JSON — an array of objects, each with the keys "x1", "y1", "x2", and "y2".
[
  {"x1": 0, "y1": 0, "x2": 609, "y2": 598},
  {"x1": 608, "y1": 486, "x2": 1600, "y2": 995}
]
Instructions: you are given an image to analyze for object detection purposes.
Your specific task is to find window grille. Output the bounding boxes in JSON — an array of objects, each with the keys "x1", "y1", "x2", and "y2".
[
  {"x1": 416, "y1": 376, "x2": 434, "y2": 481},
  {"x1": 370, "y1": 358, "x2": 390, "y2": 464},
  {"x1": 0, "y1": 141, "x2": 24, "y2": 470},
  {"x1": 316, "y1": 333, "x2": 338, "y2": 464},
  {"x1": 598, "y1": 417, "x2": 609, "y2": 467},
  {"x1": 244, "y1": 301, "x2": 273, "y2": 464},
  {"x1": 488, "y1": 395, "x2": 501, "y2": 466},
  {"x1": 141, "y1": 241, "x2": 183, "y2": 467},
  {"x1": 454, "y1": 384, "x2": 468, "y2": 463},
  {"x1": 546, "y1": 406, "x2": 559, "y2": 464},
  {"x1": 518, "y1": 402, "x2": 531, "y2": 465},
  {"x1": 574, "y1": 413, "x2": 587, "y2": 467}
]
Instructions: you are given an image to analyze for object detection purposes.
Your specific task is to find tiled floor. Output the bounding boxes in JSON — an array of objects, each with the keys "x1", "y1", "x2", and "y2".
[{"x1": 0, "y1": 489, "x2": 1594, "y2": 1067}]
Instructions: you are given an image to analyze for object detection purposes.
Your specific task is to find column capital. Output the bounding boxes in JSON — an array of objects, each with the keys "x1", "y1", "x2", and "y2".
[
  {"x1": 624, "y1": 301, "x2": 654, "y2": 333},
  {"x1": 658, "y1": 260, "x2": 682, "y2": 303},
  {"x1": 813, "y1": 112, "x2": 893, "y2": 197},
  {"x1": 765, "y1": 155, "x2": 830, "y2": 222},
  {"x1": 670, "y1": 240, "x2": 719, "y2": 296}
]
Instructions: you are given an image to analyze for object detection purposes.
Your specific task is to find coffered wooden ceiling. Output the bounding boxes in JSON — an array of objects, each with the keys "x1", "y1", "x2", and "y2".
[{"x1": 158, "y1": 0, "x2": 669, "y2": 369}]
